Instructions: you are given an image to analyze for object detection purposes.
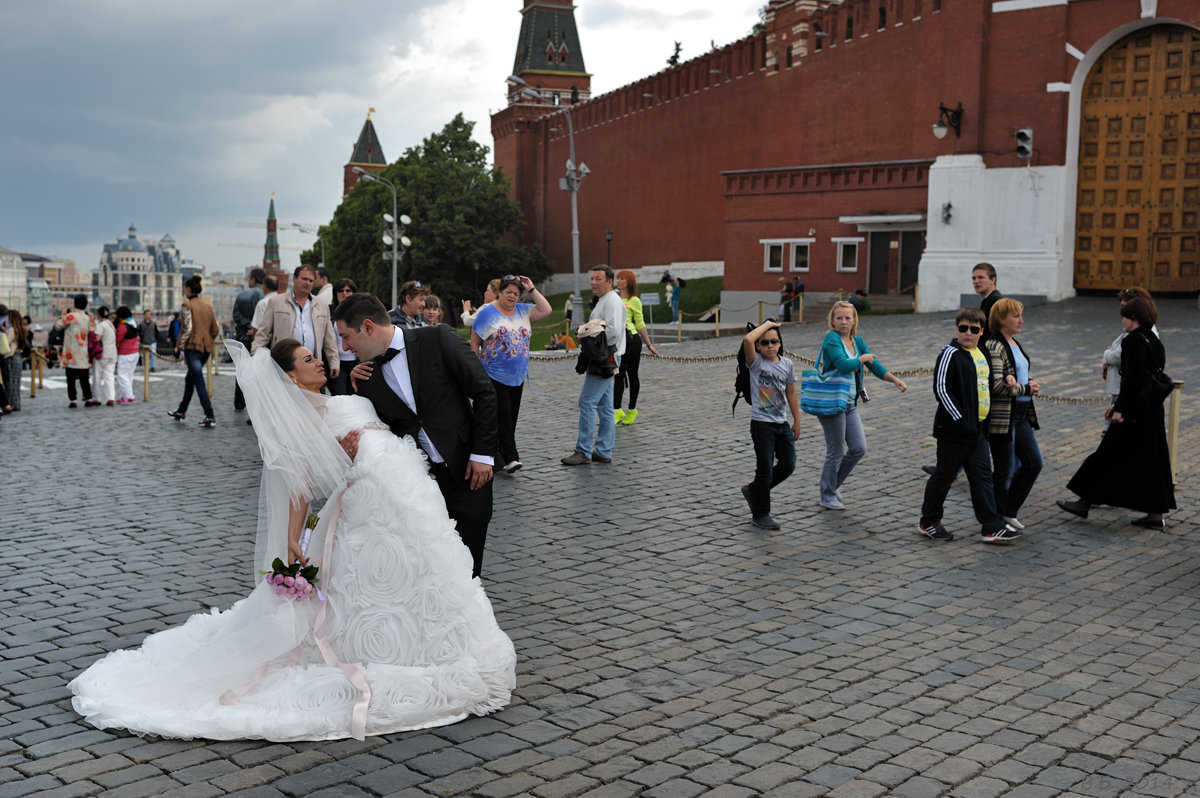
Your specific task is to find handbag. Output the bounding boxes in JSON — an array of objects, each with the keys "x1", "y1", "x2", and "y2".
[
  {"x1": 800, "y1": 349, "x2": 854, "y2": 417},
  {"x1": 1141, "y1": 368, "x2": 1174, "y2": 408}
]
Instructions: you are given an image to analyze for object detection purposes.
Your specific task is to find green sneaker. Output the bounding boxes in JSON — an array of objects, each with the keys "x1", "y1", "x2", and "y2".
[
  {"x1": 614, "y1": 409, "x2": 626, "y2": 424},
  {"x1": 621, "y1": 408, "x2": 639, "y2": 425}
]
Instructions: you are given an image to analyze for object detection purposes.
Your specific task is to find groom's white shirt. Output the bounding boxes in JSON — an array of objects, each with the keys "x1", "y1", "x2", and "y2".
[
  {"x1": 381, "y1": 326, "x2": 494, "y2": 467},
  {"x1": 382, "y1": 326, "x2": 445, "y2": 464}
]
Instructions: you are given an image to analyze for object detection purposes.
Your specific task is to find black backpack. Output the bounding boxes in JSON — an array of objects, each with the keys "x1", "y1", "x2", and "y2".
[{"x1": 732, "y1": 322, "x2": 756, "y2": 415}]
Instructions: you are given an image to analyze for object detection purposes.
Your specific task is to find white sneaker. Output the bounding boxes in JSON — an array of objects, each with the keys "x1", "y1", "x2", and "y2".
[
  {"x1": 819, "y1": 498, "x2": 846, "y2": 510},
  {"x1": 504, "y1": 460, "x2": 523, "y2": 474},
  {"x1": 1003, "y1": 516, "x2": 1025, "y2": 530}
]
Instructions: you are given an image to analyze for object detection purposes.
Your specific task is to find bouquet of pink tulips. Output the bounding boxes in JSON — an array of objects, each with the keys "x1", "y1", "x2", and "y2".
[{"x1": 261, "y1": 513, "x2": 320, "y2": 600}]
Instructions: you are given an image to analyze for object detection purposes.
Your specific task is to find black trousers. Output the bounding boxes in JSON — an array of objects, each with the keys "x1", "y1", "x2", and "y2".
[
  {"x1": 613, "y1": 332, "x2": 642, "y2": 410},
  {"x1": 431, "y1": 462, "x2": 493, "y2": 578},
  {"x1": 492, "y1": 379, "x2": 524, "y2": 465}
]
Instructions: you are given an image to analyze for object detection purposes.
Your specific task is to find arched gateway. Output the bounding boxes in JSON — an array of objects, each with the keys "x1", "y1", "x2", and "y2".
[{"x1": 1075, "y1": 25, "x2": 1200, "y2": 292}]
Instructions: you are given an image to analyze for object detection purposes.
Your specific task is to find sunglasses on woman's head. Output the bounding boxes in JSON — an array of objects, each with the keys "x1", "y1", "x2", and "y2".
[{"x1": 957, "y1": 324, "x2": 982, "y2": 334}]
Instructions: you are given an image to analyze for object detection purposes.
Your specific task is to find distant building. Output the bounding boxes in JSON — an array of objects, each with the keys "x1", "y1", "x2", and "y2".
[
  {"x1": 0, "y1": 245, "x2": 27, "y2": 310},
  {"x1": 95, "y1": 224, "x2": 185, "y2": 313},
  {"x1": 21, "y1": 254, "x2": 81, "y2": 317}
]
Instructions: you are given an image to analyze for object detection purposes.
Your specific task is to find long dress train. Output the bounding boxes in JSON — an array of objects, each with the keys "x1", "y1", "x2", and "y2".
[{"x1": 70, "y1": 387, "x2": 516, "y2": 741}]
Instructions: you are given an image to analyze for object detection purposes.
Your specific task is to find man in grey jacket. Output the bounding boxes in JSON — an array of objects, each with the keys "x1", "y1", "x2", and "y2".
[{"x1": 232, "y1": 268, "x2": 266, "y2": 411}]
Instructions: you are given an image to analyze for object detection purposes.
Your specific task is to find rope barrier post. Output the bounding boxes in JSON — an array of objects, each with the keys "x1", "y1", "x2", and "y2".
[
  {"x1": 206, "y1": 351, "x2": 214, "y2": 397},
  {"x1": 36, "y1": 352, "x2": 44, "y2": 392},
  {"x1": 676, "y1": 312, "x2": 682, "y2": 343},
  {"x1": 714, "y1": 307, "x2": 720, "y2": 338},
  {"x1": 914, "y1": 283, "x2": 920, "y2": 314},
  {"x1": 757, "y1": 300, "x2": 763, "y2": 326},
  {"x1": 798, "y1": 294, "x2": 803, "y2": 324},
  {"x1": 142, "y1": 346, "x2": 150, "y2": 403},
  {"x1": 1168, "y1": 380, "x2": 1184, "y2": 484}
]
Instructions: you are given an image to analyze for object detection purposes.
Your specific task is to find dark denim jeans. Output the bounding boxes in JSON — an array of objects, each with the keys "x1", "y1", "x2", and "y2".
[
  {"x1": 747, "y1": 420, "x2": 796, "y2": 517},
  {"x1": 921, "y1": 429, "x2": 1003, "y2": 534},
  {"x1": 178, "y1": 349, "x2": 214, "y2": 419},
  {"x1": 990, "y1": 406, "x2": 1043, "y2": 517}
]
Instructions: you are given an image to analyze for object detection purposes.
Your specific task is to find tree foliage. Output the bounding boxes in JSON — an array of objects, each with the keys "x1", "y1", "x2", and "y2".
[
  {"x1": 316, "y1": 114, "x2": 549, "y2": 314},
  {"x1": 667, "y1": 41, "x2": 682, "y2": 66}
]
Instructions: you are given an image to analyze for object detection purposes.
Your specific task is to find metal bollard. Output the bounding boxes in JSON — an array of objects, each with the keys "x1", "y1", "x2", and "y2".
[
  {"x1": 206, "y1": 351, "x2": 214, "y2": 396},
  {"x1": 676, "y1": 313, "x2": 682, "y2": 343},
  {"x1": 1168, "y1": 380, "x2": 1184, "y2": 484},
  {"x1": 797, "y1": 294, "x2": 803, "y2": 324},
  {"x1": 714, "y1": 307, "x2": 720, "y2": 338},
  {"x1": 758, "y1": 300, "x2": 763, "y2": 326}
]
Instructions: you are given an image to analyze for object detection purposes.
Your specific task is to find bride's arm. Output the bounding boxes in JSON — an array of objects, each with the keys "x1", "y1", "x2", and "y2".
[{"x1": 287, "y1": 498, "x2": 310, "y2": 566}]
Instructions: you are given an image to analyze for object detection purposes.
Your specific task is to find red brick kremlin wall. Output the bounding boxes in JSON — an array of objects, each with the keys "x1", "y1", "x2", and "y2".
[{"x1": 492, "y1": 0, "x2": 1200, "y2": 295}]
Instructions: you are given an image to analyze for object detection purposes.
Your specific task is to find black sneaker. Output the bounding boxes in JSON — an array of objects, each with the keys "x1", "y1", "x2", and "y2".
[
  {"x1": 200, "y1": 417, "x2": 216, "y2": 428},
  {"x1": 168, "y1": 409, "x2": 185, "y2": 421},
  {"x1": 981, "y1": 524, "x2": 1022, "y2": 544},
  {"x1": 752, "y1": 514, "x2": 781, "y2": 530},
  {"x1": 740, "y1": 485, "x2": 755, "y2": 514},
  {"x1": 918, "y1": 522, "x2": 954, "y2": 541}
]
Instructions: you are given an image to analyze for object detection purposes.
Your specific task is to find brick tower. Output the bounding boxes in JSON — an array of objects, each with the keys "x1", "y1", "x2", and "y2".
[
  {"x1": 507, "y1": 0, "x2": 591, "y2": 106},
  {"x1": 344, "y1": 108, "x2": 387, "y2": 199}
]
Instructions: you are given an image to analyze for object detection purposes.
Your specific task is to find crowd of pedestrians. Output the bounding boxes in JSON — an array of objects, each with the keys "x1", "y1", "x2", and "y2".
[{"x1": 734, "y1": 261, "x2": 1177, "y2": 541}]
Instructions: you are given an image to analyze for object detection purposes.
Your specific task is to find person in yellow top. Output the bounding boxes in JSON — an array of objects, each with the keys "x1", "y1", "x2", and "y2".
[
  {"x1": 612, "y1": 270, "x2": 660, "y2": 425},
  {"x1": 916, "y1": 306, "x2": 1020, "y2": 545}
]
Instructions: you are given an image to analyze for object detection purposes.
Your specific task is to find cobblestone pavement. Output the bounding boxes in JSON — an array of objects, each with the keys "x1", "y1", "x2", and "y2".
[{"x1": 3, "y1": 296, "x2": 1198, "y2": 798}]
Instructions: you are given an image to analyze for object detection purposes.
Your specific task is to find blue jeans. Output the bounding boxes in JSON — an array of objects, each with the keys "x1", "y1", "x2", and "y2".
[
  {"x1": 990, "y1": 406, "x2": 1043, "y2": 517},
  {"x1": 576, "y1": 356, "x2": 619, "y2": 458},
  {"x1": 178, "y1": 349, "x2": 214, "y2": 418},
  {"x1": 818, "y1": 405, "x2": 867, "y2": 503},
  {"x1": 747, "y1": 420, "x2": 795, "y2": 517},
  {"x1": 921, "y1": 429, "x2": 1004, "y2": 534}
]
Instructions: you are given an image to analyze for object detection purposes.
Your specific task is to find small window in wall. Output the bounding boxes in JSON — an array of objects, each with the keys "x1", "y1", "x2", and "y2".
[
  {"x1": 833, "y1": 238, "x2": 863, "y2": 272},
  {"x1": 878, "y1": 4, "x2": 887, "y2": 29},
  {"x1": 763, "y1": 243, "x2": 784, "y2": 272},
  {"x1": 932, "y1": 0, "x2": 941, "y2": 11},
  {"x1": 791, "y1": 241, "x2": 812, "y2": 272},
  {"x1": 846, "y1": 16, "x2": 854, "y2": 40}
]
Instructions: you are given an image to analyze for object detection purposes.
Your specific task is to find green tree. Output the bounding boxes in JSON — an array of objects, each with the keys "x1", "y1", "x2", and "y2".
[
  {"x1": 667, "y1": 41, "x2": 682, "y2": 66},
  {"x1": 318, "y1": 114, "x2": 549, "y2": 316}
]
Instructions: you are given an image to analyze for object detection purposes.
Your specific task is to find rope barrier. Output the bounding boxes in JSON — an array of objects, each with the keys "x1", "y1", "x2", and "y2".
[{"x1": 531, "y1": 347, "x2": 1114, "y2": 404}]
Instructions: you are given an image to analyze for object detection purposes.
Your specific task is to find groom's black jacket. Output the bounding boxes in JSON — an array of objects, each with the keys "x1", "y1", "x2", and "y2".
[{"x1": 356, "y1": 325, "x2": 498, "y2": 478}]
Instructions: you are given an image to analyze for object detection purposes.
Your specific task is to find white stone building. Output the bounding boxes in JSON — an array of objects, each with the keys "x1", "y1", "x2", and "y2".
[{"x1": 95, "y1": 224, "x2": 185, "y2": 313}]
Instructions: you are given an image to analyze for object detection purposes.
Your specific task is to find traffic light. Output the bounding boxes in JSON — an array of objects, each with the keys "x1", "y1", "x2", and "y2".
[{"x1": 1016, "y1": 128, "x2": 1034, "y2": 160}]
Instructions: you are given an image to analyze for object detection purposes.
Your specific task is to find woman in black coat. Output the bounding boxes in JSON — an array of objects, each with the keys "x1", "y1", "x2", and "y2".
[{"x1": 1057, "y1": 296, "x2": 1175, "y2": 527}]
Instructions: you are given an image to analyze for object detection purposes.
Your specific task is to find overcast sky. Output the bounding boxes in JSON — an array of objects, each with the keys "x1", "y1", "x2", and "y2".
[{"x1": 0, "y1": 0, "x2": 761, "y2": 279}]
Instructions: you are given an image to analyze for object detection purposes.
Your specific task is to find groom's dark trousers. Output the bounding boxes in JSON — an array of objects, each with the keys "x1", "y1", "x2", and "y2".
[{"x1": 356, "y1": 325, "x2": 499, "y2": 577}]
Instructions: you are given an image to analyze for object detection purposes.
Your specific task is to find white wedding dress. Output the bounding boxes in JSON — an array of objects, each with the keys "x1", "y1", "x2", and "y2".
[{"x1": 70, "y1": 351, "x2": 516, "y2": 742}]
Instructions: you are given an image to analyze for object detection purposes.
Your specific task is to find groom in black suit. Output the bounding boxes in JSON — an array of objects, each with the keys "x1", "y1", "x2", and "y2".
[{"x1": 333, "y1": 293, "x2": 498, "y2": 577}]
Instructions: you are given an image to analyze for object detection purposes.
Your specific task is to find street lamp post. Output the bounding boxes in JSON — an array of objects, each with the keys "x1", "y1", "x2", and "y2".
[
  {"x1": 353, "y1": 167, "x2": 410, "y2": 310},
  {"x1": 507, "y1": 75, "x2": 588, "y2": 325},
  {"x1": 605, "y1": 229, "x2": 613, "y2": 266}
]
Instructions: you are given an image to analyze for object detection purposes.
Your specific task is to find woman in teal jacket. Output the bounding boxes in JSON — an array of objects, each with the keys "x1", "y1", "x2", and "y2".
[{"x1": 816, "y1": 301, "x2": 907, "y2": 509}]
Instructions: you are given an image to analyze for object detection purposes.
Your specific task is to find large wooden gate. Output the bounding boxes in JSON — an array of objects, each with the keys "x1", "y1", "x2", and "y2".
[{"x1": 1075, "y1": 26, "x2": 1200, "y2": 292}]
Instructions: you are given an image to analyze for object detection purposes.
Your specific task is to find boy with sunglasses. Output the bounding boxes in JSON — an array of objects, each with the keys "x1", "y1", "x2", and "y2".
[
  {"x1": 739, "y1": 320, "x2": 800, "y2": 530},
  {"x1": 918, "y1": 307, "x2": 1021, "y2": 544}
]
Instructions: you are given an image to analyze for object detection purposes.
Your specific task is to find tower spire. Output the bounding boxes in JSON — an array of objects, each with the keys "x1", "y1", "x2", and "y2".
[
  {"x1": 344, "y1": 109, "x2": 388, "y2": 199},
  {"x1": 508, "y1": 0, "x2": 591, "y2": 107},
  {"x1": 263, "y1": 192, "x2": 281, "y2": 272}
]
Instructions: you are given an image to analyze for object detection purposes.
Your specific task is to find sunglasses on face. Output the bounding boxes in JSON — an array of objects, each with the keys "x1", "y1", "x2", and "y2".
[
  {"x1": 957, "y1": 324, "x2": 982, "y2": 334},
  {"x1": 759, "y1": 339, "x2": 781, "y2": 345}
]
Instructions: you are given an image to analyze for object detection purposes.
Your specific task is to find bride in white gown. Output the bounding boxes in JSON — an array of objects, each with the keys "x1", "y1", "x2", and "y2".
[{"x1": 70, "y1": 340, "x2": 516, "y2": 741}]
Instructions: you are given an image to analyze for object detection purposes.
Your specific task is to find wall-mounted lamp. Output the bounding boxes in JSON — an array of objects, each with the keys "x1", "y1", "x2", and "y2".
[{"x1": 932, "y1": 102, "x2": 963, "y2": 140}]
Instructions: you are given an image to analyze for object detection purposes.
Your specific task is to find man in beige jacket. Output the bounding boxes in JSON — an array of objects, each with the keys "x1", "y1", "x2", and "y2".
[{"x1": 252, "y1": 264, "x2": 339, "y2": 377}]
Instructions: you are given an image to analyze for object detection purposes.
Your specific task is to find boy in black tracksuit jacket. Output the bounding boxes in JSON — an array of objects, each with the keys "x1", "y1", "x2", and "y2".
[{"x1": 918, "y1": 306, "x2": 1021, "y2": 544}]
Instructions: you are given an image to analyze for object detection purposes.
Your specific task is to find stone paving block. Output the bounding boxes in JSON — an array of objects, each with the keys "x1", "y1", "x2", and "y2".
[
  {"x1": 96, "y1": 775, "x2": 186, "y2": 798},
  {"x1": 351, "y1": 762, "x2": 425, "y2": 795},
  {"x1": 418, "y1": 765, "x2": 501, "y2": 796}
]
